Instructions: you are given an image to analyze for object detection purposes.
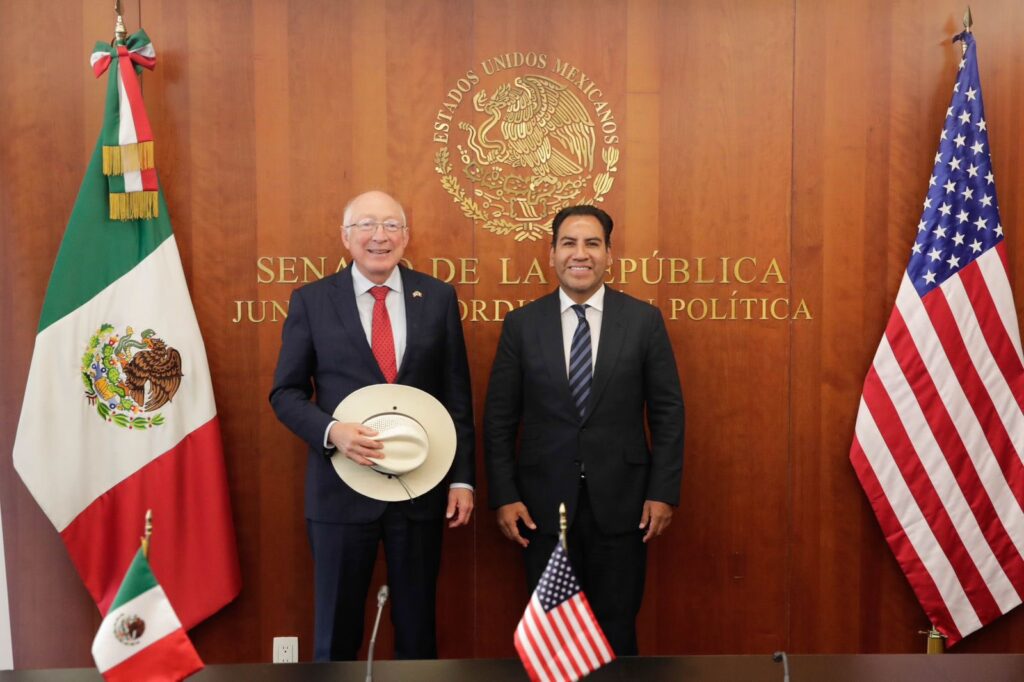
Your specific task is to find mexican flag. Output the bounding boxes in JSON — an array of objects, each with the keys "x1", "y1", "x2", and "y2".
[
  {"x1": 12, "y1": 30, "x2": 240, "y2": 628},
  {"x1": 92, "y1": 549, "x2": 203, "y2": 681}
]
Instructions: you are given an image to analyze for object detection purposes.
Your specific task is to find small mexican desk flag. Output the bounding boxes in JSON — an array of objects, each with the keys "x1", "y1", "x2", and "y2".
[{"x1": 92, "y1": 549, "x2": 203, "y2": 681}]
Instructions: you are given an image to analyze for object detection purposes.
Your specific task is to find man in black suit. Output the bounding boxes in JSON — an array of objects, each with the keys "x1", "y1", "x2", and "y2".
[
  {"x1": 484, "y1": 204, "x2": 684, "y2": 656},
  {"x1": 270, "y1": 190, "x2": 475, "y2": 661}
]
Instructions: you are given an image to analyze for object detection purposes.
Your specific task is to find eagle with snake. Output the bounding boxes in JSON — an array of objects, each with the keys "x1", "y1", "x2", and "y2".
[
  {"x1": 459, "y1": 75, "x2": 596, "y2": 183},
  {"x1": 118, "y1": 329, "x2": 183, "y2": 412}
]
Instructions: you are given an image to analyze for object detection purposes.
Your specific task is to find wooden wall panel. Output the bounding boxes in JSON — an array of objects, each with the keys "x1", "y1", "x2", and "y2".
[
  {"x1": 790, "y1": 0, "x2": 932, "y2": 653},
  {"x1": 5, "y1": 0, "x2": 1024, "y2": 669},
  {"x1": 651, "y1": 0, "x2": 794, "y2": 654}
]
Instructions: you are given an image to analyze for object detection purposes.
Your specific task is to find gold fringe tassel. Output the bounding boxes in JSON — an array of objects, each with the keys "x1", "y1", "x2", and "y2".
[
  {"x1": 102, "y1": 146, "x2": 119, "y2": 175},
  {"x1": 109, "y1": 191, "x2": 159, "y2": 220},
  {"x1": 102, "y1": 141, "x2": 155, "y2": 176}
]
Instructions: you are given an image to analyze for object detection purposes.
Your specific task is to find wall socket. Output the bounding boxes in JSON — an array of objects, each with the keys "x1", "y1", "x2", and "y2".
[{"x1": 272, "y1": 636, "x2": 298, "y2": 663}]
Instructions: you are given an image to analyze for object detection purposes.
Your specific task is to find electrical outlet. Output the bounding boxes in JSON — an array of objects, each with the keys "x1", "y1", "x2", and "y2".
[{"x1": 273, "y1": 636, "x2": 298, "y2": 663}]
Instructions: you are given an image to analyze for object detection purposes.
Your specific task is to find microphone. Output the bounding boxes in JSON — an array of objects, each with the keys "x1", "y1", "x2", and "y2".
[
  {"x1": 366, "y1": 585, "x2": 389, "y2": 682},
  {"x1": 772, "y1": 651, "x2": 790, "y2": 682}
]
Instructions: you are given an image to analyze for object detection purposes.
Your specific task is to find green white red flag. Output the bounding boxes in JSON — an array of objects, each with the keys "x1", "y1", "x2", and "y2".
[
  {"x1": 92, "y1": 549, "x2": 203, "y2": 682},
  {"x1": 12, "y1": 30, "x2": 240, "y2": 629}
]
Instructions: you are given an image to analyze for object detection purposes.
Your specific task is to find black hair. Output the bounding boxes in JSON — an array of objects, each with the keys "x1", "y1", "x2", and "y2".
[{"x1": 550, "y1": 205, "x2": 613, "y2": 247}]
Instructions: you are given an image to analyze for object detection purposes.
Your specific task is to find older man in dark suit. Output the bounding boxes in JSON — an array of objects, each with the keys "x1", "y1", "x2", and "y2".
[
  {"x1": 270, "y1": 190, "x2": 474, "y2": 661},
  {"x1": 484, "y1": 204, "x2": 684, "y2": 656}
]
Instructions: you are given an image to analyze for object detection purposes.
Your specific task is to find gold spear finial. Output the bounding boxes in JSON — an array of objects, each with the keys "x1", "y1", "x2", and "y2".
[
  {"x1": 114, "y1": 0, "x2": 127, "y2": 44},
  {"x1": 558, "y1": 503, "x2": 567, "y2": 550},
  {"x1": 141, "y1": 509, "x2": 153, "y2": 558}
]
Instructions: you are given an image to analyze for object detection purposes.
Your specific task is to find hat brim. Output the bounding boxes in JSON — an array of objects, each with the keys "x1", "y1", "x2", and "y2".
[{"x1": 331, "y1": 384, "x2": 457, "y2": 502}]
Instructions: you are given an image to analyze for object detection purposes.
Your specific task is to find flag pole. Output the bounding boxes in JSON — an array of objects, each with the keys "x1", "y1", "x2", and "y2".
[
  {"x1": 558, "y1": 503, "x2": 567, "y2": 550},
  {"x1": 112, "y1": 0, "x2": 127, "y2": 44},
  {"x1": 915, "y1": 12, "x2": 970, "y2": 652},
  {"x1": 141, "y1": 509, "x2": 153, "y2": 559},
  {"x1": 933, "y1": 12, "x2": 972, "y2": 651},
  {"x1": 961, "y1": 7, "x2": 972, "y2": 54}
]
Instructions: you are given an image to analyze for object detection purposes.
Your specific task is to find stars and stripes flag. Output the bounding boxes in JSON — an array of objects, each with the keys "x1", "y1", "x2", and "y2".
[
  {"x1": 850, "y1": 30, "x2": 1024, "y2": 645},
  {"x1": 514, "y1": 543, "x2": 615, "y2": 682}
]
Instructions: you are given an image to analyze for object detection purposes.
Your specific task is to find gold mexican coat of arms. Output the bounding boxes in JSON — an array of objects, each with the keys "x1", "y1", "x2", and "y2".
[{"x1": 434, "y1": 54, "x2": 619, "y2": 241}]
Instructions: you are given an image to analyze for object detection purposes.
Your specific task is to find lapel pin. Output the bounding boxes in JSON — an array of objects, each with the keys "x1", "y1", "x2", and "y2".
[{"x1": 413, "y1": 290, "x2": 423, "y2": 298}]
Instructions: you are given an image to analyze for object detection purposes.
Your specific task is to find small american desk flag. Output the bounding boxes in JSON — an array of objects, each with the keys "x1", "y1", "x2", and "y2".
[
  {"x1": 851, "y1": 30, "x2": 1024, "y2": 645},
  {"x1": 514, "y1": 543, "x2": 615, "y2": 682}
]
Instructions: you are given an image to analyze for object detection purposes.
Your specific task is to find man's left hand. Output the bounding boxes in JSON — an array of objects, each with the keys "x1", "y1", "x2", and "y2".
[
  {"x1": 639, "y1": 500, "x2": 673, "y2": 543},
  {"x1": 446, "y1": 488, "x2": 474, "y2": 528}
]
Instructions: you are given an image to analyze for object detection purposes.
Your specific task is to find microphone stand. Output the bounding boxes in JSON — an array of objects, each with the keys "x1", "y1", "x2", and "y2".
[
  {"x1": 366, "y1": 585, "x2": 389, "y2": 682},
  {"x1": 772, "y1": 651, "x2": 790, "y2": 682}
]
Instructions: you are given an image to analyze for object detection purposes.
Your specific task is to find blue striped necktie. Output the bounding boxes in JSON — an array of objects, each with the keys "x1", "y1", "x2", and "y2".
[{"x1": 568, "y1": 304, "x2": 592, "y2": 418}]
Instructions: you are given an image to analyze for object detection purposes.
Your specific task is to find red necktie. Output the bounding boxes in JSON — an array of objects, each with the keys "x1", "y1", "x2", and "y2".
[{"x1": 370, "y1": 286, "x2": 398, "y2": 383}]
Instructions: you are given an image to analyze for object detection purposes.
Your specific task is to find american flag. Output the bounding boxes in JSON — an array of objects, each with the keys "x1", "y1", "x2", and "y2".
[
  {"x1": 514, "y1": 543, "x2": 615, "y2": 682},
  {"x1": 851, "y1": 31, "x2": 1024, "y2": 645}
]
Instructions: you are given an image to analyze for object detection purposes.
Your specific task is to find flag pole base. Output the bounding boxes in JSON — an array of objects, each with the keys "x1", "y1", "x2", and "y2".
[{"x1": 918, "y1": 626, "x2": 946, "y2": 654}]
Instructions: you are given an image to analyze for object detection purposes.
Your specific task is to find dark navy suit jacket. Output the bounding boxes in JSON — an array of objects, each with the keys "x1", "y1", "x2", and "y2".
[
  {"x1": 484, "y1": 287, "x2": 684, "y2": 535},
  {"x1": 270, "y1": 265, "x2": 475, "y2": 523}
]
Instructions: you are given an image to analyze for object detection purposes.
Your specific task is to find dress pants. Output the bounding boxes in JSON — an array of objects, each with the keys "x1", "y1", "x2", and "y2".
[
  {"x1": 523, "y1": 480, "x2": 647, "y2": 656},
  {"x1": 307, "y1": 504, "x2": 443, "y2": 661}
]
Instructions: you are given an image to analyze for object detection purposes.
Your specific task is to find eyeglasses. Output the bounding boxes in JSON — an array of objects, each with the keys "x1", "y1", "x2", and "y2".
[{"x1": 344, "y1": 220, "x2": 407, "y2": 233}]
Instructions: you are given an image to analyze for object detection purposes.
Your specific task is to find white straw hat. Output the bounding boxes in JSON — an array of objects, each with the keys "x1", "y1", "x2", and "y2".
[{"x1": 331, "y1": 384, "x2": 457, "y2": 501}]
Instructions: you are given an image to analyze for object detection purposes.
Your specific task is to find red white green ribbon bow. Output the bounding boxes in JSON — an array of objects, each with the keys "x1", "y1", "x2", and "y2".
[{"x1": 90, "y1": 30, "x2": 159, "y2": 220}]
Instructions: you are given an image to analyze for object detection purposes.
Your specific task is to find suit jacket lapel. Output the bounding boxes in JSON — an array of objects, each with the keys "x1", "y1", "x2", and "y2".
[
  {"x1": 536, "y1": 291, "x2": 579, "y2": 417},
  {"x1": 396, "y1": 267, "x2": 423, "y2": 381},
  {"x1": 587, "y1": 288, "x2": 625, "y2": 419},
  {"x1": 329, "y1": 266, "x2": 387, "y2": 383}
]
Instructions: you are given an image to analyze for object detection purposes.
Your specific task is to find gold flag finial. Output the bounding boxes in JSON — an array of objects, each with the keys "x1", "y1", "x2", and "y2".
[
  {"x1": 113, "y1": 0, "x2": 127, "y2": 44},
  {"x1": 963, "y1": 6, "x2": 973, "y2": 33},
  {"x1": 558, "y1": 503, "x2": 567, "y2": 550},
  {"x1": 141, "y1": 509, "x2": 153, "y2": 558}
]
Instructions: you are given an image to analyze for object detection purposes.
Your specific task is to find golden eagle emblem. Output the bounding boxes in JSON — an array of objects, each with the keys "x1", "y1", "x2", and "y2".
[
  {"x1": 435, "y1": 67, "x2": 619, "y2": 242},
  {"x1": 81, "y1": 324, "x2": 182, "y2": 429},
  {"x1": 460, "y1": 76, "x2": 596, "y2": 182}
]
